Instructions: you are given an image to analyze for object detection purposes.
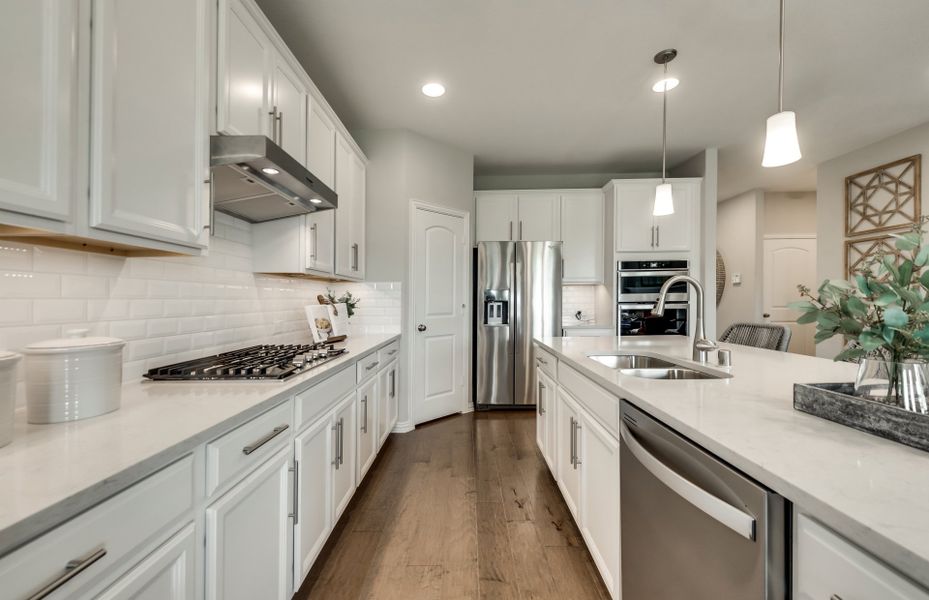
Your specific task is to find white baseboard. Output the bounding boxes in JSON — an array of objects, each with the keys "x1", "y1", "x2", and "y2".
[
  {"x1": 460, "y1": 404, "x2": 474, "y2": 414},
  {"x1": 392, "y1": 421, "x2": 415, "y2": 434}
]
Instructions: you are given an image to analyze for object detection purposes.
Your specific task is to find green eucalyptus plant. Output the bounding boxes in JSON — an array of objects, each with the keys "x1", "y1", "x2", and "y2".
[
  {"x1": 789, "y1": 217, "x2": 929, "y2": 365},
  {"x1": 326, "y1": 288, "x2": 361, "y2": 318}
]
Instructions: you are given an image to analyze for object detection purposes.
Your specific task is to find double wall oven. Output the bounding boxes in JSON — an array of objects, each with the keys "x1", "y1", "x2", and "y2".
[{"x1": 617, "y1": 259, "x2": 689, "y2": 336}]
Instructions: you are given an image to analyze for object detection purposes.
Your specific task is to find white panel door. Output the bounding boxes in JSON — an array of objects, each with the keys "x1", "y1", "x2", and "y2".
[
  {"x1": 0, "y1": 0, "x2": 76, "y2": 222},
  {"x1": 89, "y1": 0, "x2": 208, "y2": 247},
  {"x1": 579, "y1": 413, "x2": 621, "y2": 598},
  {"x1": 307, "y1": 101, "x2": 336, "y2": 189},
  {"x1": 653, "y1": 181, "x2": 695, "y2": 251},
  {"x1": 293, "y1": 416, "x2": 332, "y2": 584},
  {"x1": 763, "y1": 237, "x2": 817, "y2": 355},
  {"x1": 556, "y1": 388, "x2": 581, "y2": 519},
  {"x1": 331, "y1": 394, "x2": 356, "y2": 521},
  {"x1": 412, "y1": 206, "x2": 468, "y2": 424},
  {"x1": 517, "y1": 192, "x2": 560, "y2": 241},
  {"x1": 561, "y1": 191, "x2": 604, "y2": 283},
  {"x1": 306, "y1": 210, "x2": 335, "y2": 275},
  {"x1": 614, "y1": 181, "x2": 658, "y2": 252},
  {"x1": 271, "y1": 57, "x2": 306, "y2": 164},
  {"x1": 356, "y1": 376, "x2": 378, "y2": 482},
  {"x1": 474, "y1": 193, "x2": 518, "y2": 242},
  {"x1": 97, "y1": 524, "x2": 197, "y2": 600},
  {"x1": 205, "y1": 447, "x2": 291, "y2": 600},
  {"x1": 333, "y1": 132, "x2": 356, "y2": 279},
  {"x1": 217, "y1": 0, "x2": 271, "y2": 136}
]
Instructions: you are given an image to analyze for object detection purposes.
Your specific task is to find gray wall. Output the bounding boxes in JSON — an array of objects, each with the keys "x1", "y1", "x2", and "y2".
[
  {"x1": 716, "y1": 190, "x2": 764, "y2": 335},
  {"x1": 764, "y1": 192, "x2": 816, "y2": 235},
  {"x1": 353, "y1": 129, "x2": 474, "y2": 427},
  {"x1": 473, "y1": 171, "x2": 659, "y2": 191}
]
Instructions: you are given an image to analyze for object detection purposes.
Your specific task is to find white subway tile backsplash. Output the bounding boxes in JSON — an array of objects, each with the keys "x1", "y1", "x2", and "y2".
[
  {"x1": 109, "y1": 278, "x2": 148, "y2": 298},
  {"x1": 2, "y1": 272, "x2": 60, "y2": 298},
  {"x1": 110, "y1": 320, "x2": 148, "y2": 340},
  {"x1": 61, "y1": 274, "x2": 108, "y2": 298},
  {"x1": 33, "y1": 247, "x2": 86, "y2": 274},
  {"x1": 87, "y1": 299, "x2": 130, "y2": 321},
  {"x1": 128, "y1": 338, "x2": 164, "y2": 361},
  {"x1": 0, "y1": 300, "x2": 32, "y2": 325},
  {"x1": 0, "y1": 243, "x2": 33, "y2": 271},
  {"x1": 33, "y1": 299, "x2": 86, "y2": 324},
  {"x1": 129, "y1": 300, "x2": 164, "y2": 319}
]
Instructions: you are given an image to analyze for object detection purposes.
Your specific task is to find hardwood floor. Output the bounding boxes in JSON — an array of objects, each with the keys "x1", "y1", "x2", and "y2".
[{"x1": 295, "y1": 410, "x2": 610, "y2": 600}]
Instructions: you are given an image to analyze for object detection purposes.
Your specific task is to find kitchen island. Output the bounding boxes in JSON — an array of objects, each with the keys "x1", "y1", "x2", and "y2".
[{"x1": 535, "y1": 335, "x2": 929, "y2": 598}]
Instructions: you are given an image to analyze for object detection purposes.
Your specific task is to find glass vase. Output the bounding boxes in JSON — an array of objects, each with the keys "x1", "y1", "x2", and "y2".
[{"x1": 854, "y1": 358, "x2": 929, "y2": 414}]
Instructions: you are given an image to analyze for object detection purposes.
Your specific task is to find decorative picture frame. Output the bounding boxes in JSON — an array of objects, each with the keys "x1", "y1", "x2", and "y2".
[
  {"x1": 845, "y1": 154, "x2": 921, "y2": 237},
  {"x1": 845, "y1": 234, "x2": 906, "y2": 279}
]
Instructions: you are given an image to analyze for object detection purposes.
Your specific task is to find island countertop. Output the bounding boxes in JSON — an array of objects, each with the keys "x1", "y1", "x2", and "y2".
[{"x1": 536, "y1": 335, "x2": 929, "y2": 589}]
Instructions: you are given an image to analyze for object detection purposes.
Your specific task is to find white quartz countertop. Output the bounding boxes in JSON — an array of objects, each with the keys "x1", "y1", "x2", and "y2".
[
  {"x1": 537, "y1": 335, "x2": 929, "y2": 588},
  {"x1": 0, "y1": 334, "x2": 399, "y2": 557}
]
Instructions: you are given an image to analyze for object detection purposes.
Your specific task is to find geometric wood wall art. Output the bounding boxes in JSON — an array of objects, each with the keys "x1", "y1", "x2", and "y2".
[
  {"x1": 846, "y1": 154, "x2": 921, "y2": 237},
  {"x1": 845, "y1": 234, "x2": 907, "y2": 279}
]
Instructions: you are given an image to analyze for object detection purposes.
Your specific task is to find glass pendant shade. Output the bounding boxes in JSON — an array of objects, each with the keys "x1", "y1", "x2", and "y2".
[
  {"x1": 653, "y1": 183, "x2": 674, "y2": 216},
  {"x1": 762, "y1": 111, "x2": 802, "y2": 168}
]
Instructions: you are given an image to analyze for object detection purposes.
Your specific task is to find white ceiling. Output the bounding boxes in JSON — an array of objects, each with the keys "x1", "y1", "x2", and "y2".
[{"x1": 256, "y1": 0, "x2": 929, "y2": 200}]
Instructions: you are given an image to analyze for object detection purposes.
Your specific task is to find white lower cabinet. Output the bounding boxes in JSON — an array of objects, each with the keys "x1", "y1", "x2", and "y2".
[
  {"x1": 536, "y1": 367, "x2": 556, "y2": 471},
  {"x1": 377, "y1": 360, "x2": 398, "y2": 449},
  {"x1": 293, "y1": 415, "x2": 333, "y2": 583},
  {"x1": 356, "y1": 376, "x2": 378, "y2": 482},
  {"x1": 97, "y1": 523, "x2": 197, "y2": 600},
  {"x1": 556, "y1": 388, "x2": 582, "y2": 519},
  {"x1": 205, "y1": 446, "x2": 292, "y2": 600},
  {"x1": 332, "y1": 393, "x2": 357, "y2": 520},
  {"x1": 795, "y1": 513, "x2": 929, "y2": 600}
]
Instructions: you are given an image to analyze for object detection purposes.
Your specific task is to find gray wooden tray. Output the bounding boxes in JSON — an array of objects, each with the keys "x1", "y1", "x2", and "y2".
[{"x1": 794, "y1": 383, "x2": 929, "y2": 453}]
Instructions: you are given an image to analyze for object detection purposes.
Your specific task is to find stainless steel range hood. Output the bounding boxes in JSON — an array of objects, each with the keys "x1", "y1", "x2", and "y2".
[{"x1": 210, "y1": 135, "x2": 337, "y2": 223}]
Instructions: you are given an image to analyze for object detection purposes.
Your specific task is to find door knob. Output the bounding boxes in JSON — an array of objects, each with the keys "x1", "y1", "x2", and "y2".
[
  {"x1": 417, "y1": 324, "x2": 427, "y2": 332},
  {"x1": 763, "y1": 313, "x2": 771, "y2": 318}
]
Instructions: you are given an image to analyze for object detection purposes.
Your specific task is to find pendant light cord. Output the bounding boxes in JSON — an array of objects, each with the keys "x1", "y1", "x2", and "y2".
[
  {"x1": 661, "y1": 62, "x2": 668, "y2": 182},
  {"x1": 778, "y1": 0, "x2": 785, "y2": 112}
]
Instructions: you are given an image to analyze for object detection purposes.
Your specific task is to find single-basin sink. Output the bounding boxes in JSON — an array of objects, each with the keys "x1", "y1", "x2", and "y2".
[
  {"x1": 587, "y1": 353, "x2": 676, "y2": 370},
  {"x1": 619, "y1": 367, "x2": 728, "y2": 380}
]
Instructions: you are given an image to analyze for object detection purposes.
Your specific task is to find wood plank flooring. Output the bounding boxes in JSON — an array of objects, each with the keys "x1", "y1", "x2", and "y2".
[{"x1": 295, "y1": 410, "x2": 610, "y2": 600}]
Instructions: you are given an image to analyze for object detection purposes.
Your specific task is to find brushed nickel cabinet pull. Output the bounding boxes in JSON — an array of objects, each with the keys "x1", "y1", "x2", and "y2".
[
  {"x1": 242, "y1": 424, "x2": 289, "y2": 455},
  {"x1": 509, "y1": 221, "x2": 513, "y2": 241},
  {"x1": 573, "y1": 421, "x2": 582, "y2": 468},
  {"x1": 309, "y1": 223, "x2": 318, "y2": 261},
  {"x1": 569, "y1": 417, "x2": 576, "y2": 466},
  {"x1": 289, "y1": 460, "x2": 299, "y2": 525},
  {"x1": 361, "y1": 396, "x2": 369, "y2": 434},
  {"x1": 656, "y1": 225, "x2": 660, "y2": 247},
  {"x1": 365, "y1": 361, "x2": 380, "y2": 371},
  {"x1": 268, "y1": 106, "x2": 278, "y2": 141},
  {"x1": 518, "y1": 221, "x2": 523, "y2": 240},
  {"x1": 26, "y1": 547, "x2": 107, "y2": 600},
  {"x1": 332, "y1": 423, "x2": 340, "y2": 469},
  {"x1": 276, "y1": 111, "x2": 283, "y2": 145},
  {"x1": 338, "y1": 418, "x2": 345, "y2": 465},
  {"x1": 390, "y1": 370, "x2": 396, "y2": 398}
]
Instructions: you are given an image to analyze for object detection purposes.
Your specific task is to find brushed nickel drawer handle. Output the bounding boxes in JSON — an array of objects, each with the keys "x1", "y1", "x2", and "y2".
[
  {"x1": 26, "y1": 546, "x2": 107, "y2": 600},
  {"x1": 365, "y1": 361, "x2": 380, "y2": 371},
  {"x1": 242, "y1": 424, "x2": 289, "y2": 455},
  {"x1": 387, "y1": 349, "x2": 398, "y2": 356},
  {"x1": 537, "y1": 357, "x2": 548, "y2": 365}
]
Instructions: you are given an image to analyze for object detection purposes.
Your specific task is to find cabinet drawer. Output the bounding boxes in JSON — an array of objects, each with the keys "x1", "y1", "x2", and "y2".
[
  {"x1": 0, "y1": 455, "x2": 195, "y2": 600},
  {"x1": 295, "y1": 365, "x2": 355, "y2": 432},
  {"x1": 377, "y1": 340, "x2": 400, "y2": 365},
  {"x1": 356, "y1": 352, "x2": 381, "y2": 384},
  {"x1": 796, "y1": 514, "x2": 929, "y2": 600},
  {"x1": 535, "y1": 345, "x2": 557, "y2": 379},
  {"x1": 558, "y1": 362, "x2": 619, "y2": 439},
  {"x1": 206, "y1": 400, "x2": 294, "y2": 497}
]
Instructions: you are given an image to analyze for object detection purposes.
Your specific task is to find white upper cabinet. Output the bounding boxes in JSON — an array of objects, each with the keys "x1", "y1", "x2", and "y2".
[
  {"x1": 334, "y1": 132, "x2": 365, "y2": 280},
  {"x1": 517, "y1": 192, "x2": 560, "y2": 241},
  {"x1": 474, "y1": 193, "x2": 518, "y2": 241},
  {"x1": 270, "y1": 58, "x2": 307, "y2": 165},
  {"x1": 89, "y1": 0, "x2": 209, "y2": 248},
  {"x1": 307, "y1": 100, "x2": 336, "y2": 189},
  {"x1": 217, "y1": 0, "x2": 272, "y2": 137},
  {"x1": 561, "y1": 191, "x2": 604, "y2": 283},
  {"x1": 612, "y1": 178, "x2": 699, "y2": 253},
  {"x1": 307, "y1": 210, "x2": 335, "y2": 275},
  {"x1": 0, "y1": 0, "x2": 77, "y2": 224}
]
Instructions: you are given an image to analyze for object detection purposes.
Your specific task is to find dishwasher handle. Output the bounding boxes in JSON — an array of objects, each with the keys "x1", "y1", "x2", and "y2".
[{"x1": 620, "y1": 423, "x2": 756, "y2": 541}]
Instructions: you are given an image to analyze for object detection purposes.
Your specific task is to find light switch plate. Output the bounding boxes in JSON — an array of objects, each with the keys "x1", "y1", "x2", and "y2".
[{"x1": 732, "y1": 273, "x2": 742, "y2": 285}]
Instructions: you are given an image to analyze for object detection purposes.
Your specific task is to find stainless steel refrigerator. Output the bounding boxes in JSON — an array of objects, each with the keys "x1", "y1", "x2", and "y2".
[{"x1": 474, "y1": 241, "x2": 562, "y2": 409}]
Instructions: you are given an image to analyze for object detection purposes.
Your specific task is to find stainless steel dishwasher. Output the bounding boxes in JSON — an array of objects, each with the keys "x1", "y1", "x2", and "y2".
[{"x1": 620, "y1": 401, "x2": 787, "y2": 599}]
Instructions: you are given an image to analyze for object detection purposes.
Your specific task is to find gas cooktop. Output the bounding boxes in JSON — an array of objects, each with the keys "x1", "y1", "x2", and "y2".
[{"x1": 143, "y1": 343, "x2": 348, "y2": 381}]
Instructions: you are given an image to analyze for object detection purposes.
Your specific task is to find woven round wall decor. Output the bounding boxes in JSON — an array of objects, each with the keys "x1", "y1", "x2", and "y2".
[{"x1": 715, "y1": 250, "x2": 726, "y2": 307}]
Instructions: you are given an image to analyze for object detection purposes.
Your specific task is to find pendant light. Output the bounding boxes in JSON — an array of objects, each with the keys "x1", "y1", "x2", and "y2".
[
  {"x1": 653, "y1": 49, "x2": 677, "y2": 216},
  {"x1": 762, "y1": 0, "x2": 802, "y2": 167}
]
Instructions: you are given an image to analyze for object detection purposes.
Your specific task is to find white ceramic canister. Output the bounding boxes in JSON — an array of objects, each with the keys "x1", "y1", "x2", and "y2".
[
  {"x1": 24, "y1": 330, "x2": 125, "y2": 424},
  {"x1": 0, "y1": 351, "x2": 21, "y2": 447}
]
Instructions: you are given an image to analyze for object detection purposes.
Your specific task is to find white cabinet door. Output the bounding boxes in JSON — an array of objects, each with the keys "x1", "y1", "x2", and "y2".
[
  {"x1": 561, "y1": 191, "x2": 604, "y2": 283},
  {"x1": 517, "y1": 192, "x2": 560, "y2": 241},
  {"x1": 205, "y1": 447, "x2": 291, "y2": 600},
  {"x1": 89, "y1": 0, "x2": 208, "y2": 248},
  {"x1": 351, "y1": 151, "x2": 366, "y2": 280},
  {"x1": 474, "y1": 193, "x2": 518, "y2": 242},
  {"x1": 331, "y1": 393, "x2": 356, "y2": 520},
  {"x1": 356, "y1": 376, "x2": 378, "y2": 483},
  {"x1": 614, "y1": 180, "x2": 658, "y2": 252},
  {"x1": 387, "y1": 361, "x2": 399, "y2": 434},
  {"x1": 377, "y1": 365, "x2": 392, "y2": 449},
  {"x1": 293, "y1": 416, "x2": 332, "y2": 584},
  {"x1": 217, "y1": 0, "x2": 271, "y2": 136},
  {"x1": 334, "y1": 132, "x2": 356, "y2": 279},
  {"x1": 306, "y1": 210, "x2": 335, "y2": 275},
  {"x1": 653, "y1": 181, "x2": 695, "y2": 251},
  {"x1": 536, "y1": 368, "x2": 556, "y2": 472},
  {"x1": 307, "y1": 100, "x2": 336, "y2": 190},
  {"x1": 579, "y1": 413, "x2": 621, "y2": 598},
  {"x1": 556, "y1": 388, "x2": 581, "y2": 519},
  {"x1": 97, "y1": 524, "x2": 197, "y2": 600},
  {"x1": 271, "y1": 57, "x2": 306, "y2": 165},
  {"x1": 0, "y1": 0, "x2": 76, "y2": 223}
]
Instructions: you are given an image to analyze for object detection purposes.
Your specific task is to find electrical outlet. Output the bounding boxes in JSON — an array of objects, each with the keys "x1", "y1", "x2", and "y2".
[{"x1": 732, "y1": 273, "x2": 742, "y2": 285}]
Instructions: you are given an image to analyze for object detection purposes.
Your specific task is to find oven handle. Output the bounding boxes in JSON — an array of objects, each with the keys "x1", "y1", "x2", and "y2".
[
  {"x1": 619, "y1": 303, "x2": 690, "y2": 311},
  {"x1": 620, "y1": 423, "x2": 756, "y2": 541},
  {"x1": 618, "y1": 270, "x2": 689, "y2": 277}
]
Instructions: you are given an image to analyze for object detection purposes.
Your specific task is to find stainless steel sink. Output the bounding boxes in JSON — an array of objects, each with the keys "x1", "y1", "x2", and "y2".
[
  {"x1": 619, "y1": 367, "x2": 729, "y2": 380},
  {"x1": 587, "y1": 354, "x2": 676, "y2": 370}
]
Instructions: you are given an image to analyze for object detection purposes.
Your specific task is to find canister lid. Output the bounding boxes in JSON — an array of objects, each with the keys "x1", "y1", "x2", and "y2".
[
  {"x1": 0, "y1": 350, "x2": 21, "y2": 365},
  {"x1": 24, "y1": 329, "x2": 125, "y2": 354}
]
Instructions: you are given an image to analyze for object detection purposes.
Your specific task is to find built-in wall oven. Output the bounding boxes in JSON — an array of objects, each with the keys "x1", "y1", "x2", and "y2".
[{"x1": 617, "y1": 260, "x2": 689, "y2": 336}]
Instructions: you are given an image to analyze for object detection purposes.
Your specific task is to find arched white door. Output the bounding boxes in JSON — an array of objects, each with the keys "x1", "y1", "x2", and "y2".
[{"x1": 763, "y1": 237, "x2": 817, "y2": 355}]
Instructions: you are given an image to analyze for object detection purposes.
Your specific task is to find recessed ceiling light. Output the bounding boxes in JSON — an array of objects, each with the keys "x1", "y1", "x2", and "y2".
[
  {"x1": 421, "y1": 82, "x2": 446, "y2": 98},
  {"x1": 310, "y1": 198, "x2": 322, "y2": 204},
  {"x1": 652, "y1": 77, "x2": 680, "y2": 93},
  {"x1": 261, "y1": 167, "x2": 280, "y2": 175}
]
